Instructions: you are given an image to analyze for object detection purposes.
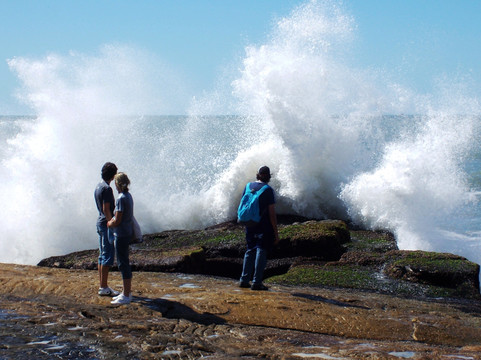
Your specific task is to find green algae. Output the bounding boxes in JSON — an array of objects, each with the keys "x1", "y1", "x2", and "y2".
[
  {"x1": 200, "y1": 232, "x2": 245, "y2": 246},
  {"x1": 267, "y1": 265, "x2": 375, "y2": 289},
  {"x1": 266, "y1": 262, "x2": 479, "y2": 299},
  {"x1": 266, "y1": 248, "x2": 480, "y2": 299},
  {"x1": 143, "y1": 219, "x2": 349, "y2": 252},
  {"x1": 37, "y1": 219, "x2": 480, "y2": 300},
  {"x1": 154, "y1": 246, "x2": 204, "y2": 258},
  {"x1": 346, "y1": 230, "x2": 397, "y2": 253},
  {"x1": 386, "y1": 251, "x2": 478, "y2": 274},
  {"x1": 382, "y1": 250, "x2": 480, "y2": 298},
  {"x1": 143, "y1": 229, "x2": 245, "y2": 250},
  {"x1": 279, "y1": 220, "x2": 350, "y2": 244}
]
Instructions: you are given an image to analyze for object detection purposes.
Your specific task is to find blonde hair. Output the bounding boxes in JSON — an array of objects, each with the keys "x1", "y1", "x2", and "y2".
[{"x1": 114, "y1": 172, "x2": 130, "y2": 193}]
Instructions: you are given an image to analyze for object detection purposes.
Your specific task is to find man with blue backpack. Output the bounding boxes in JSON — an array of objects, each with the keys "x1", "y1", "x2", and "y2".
[{"x1": 237, "y1": 166, "x2": 280, "y2": 290}]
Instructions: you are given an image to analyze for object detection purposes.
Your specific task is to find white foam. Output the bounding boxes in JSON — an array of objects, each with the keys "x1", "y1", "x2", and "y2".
[{"x1": 0, "y1": 1, "x2": 480, "y2": 268}]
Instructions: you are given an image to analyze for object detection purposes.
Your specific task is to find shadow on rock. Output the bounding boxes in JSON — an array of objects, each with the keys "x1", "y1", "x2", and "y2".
[
  {"x1": 134, "y1": 297, "x2": 226, "y2": 325},
  {"x1": 292, "y1": 293, "x2": 370, "y2": 310}
]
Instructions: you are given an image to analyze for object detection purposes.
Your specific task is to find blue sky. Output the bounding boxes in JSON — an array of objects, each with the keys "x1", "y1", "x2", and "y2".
[{"x1": 1, "y1": 0, "x2": 480, "y2": 115}]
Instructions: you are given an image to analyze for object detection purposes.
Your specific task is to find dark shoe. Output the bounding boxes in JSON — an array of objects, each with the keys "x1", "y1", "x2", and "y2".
[
  {"x1": 239, "y1": 282, "x2": 250, "y2": 288},
  {"x1": 251, "y1": 283, "x2": 268, "y2": 291}
]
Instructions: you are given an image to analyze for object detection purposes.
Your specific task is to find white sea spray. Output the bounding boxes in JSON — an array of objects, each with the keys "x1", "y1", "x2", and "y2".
[{"x1": 0, "y1": 0, "x2": 480, "y2": 266}]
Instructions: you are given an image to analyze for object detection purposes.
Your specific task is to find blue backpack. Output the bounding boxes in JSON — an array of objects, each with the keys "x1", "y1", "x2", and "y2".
[{"x1": 237, "y1": 183, "x2": 269, "y2": 226}]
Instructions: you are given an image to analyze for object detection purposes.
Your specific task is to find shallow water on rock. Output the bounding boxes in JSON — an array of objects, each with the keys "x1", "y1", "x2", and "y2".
[{"x1": 0, "y1": 308, "x2": 100, "y2": 359}]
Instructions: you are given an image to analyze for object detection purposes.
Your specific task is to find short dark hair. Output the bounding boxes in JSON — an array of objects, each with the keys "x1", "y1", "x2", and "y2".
[
  {"x1": 101, "y1": 162, "x2": 118, "y2": 181},
  {"x1": 256, "y1": 165, "x2": 271, "y2": 183}
]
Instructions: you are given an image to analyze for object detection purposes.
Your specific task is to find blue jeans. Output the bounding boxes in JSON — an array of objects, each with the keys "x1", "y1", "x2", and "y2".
[
  {"x1": 97, "y1": 224, "x2": 115, "y2": 266},
  {"x1": 240, "y1": 247, "x2": 267, "y2": 285},
  {"x1": 115, "y1": 235, "x2": 132, "y2": 280}
]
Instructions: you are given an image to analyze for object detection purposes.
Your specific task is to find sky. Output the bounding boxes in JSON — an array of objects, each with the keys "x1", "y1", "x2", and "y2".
[{"x1": 1, "y1": 0, "x2": 480, "y2": 115}]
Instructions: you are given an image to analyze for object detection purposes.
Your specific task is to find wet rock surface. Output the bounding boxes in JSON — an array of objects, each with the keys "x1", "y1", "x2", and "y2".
[{"x1": 1, "y1": 263, "x2": 481, "y2": 359}]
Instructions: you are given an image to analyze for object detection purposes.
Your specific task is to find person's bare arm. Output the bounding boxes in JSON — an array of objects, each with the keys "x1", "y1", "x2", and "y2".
[{"x1": 269, "y1": 204, "x2": 280, "y2": 245}]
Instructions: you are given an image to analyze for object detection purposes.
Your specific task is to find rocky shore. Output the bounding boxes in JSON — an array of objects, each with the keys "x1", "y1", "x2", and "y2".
[
  {"x1": 2, "y1": 218, "x2": 481, "y2": 359},
  {"x1": 39, "y1": 217, "x2": 481, "y2": 300}
]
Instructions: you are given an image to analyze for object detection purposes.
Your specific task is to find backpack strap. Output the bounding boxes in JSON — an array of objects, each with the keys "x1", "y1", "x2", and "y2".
[
  {"x1": 247, "y1": 182, "x2": 269, "y2": 194},
  {"x1": 257, "y1": 184, "x2": 269, "y2": 195}
]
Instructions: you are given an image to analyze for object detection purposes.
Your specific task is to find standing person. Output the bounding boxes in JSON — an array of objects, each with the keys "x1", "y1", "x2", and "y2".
[
  {"x1": 239, "y1": 166, "x2": 280, "y2": 291},
  {"x1": 94, "y1": 162, "x2": 120, "y2": 297},
  {"x1": 108, "y1": 172, "x2": 134, "y2": 305}
]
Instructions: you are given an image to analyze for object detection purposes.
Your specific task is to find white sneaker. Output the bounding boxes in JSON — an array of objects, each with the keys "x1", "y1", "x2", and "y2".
[
  {"x1": 111, "y1": 293, "x2": 132, "y2": 305},
  {"x1": 98, "y1": 287, "x2": 120, "y2": 297},
  {"x1": 111, "y1": 292, "x2": 129, "y2": 302}
]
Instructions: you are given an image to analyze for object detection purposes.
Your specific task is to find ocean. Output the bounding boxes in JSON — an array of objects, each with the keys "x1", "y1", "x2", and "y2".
[
  {"x1": 1, "y1": 0, "x2": 480, "y2": 268},
  {"x1": 1, "y1": 111, "x2": 480, "y2": 267}
]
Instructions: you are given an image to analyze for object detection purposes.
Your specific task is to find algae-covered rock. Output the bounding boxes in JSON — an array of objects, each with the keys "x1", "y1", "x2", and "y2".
[
  {"x1": 266, "y1": 264, "x2": 376, "y2": 290},
  {"x1": 383, "y1": 250, "x2": 480, "y2": 297},
  {"x1": 38, "y1": 219, "x2": 350, "y2": 277},
  {"x1": 346, "y1": 230, "x2": 397, "y2": 253},
  {"x1": 37, "y1": 250, "x2": 97, "y2": 270},
  {"x1": 267, "y1": 243, "x2": 480, "y2": 299},
  {"x1": 265, "y1": 227, "x2": 480, "y2": 299},
  {"x1": 273, "y1": 220, "x2": 350, "y2": 261},
  {"x1": 37, "y1": 218, "x2": 480, "y2": 300},
  {"x1": 130, "y1": 247, "x2": 206, "y2": 273}
]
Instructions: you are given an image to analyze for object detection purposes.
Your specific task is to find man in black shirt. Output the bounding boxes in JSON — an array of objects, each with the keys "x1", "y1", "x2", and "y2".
[{"x1": 239, "y1": 166, "x2": 280, "y2": 290}]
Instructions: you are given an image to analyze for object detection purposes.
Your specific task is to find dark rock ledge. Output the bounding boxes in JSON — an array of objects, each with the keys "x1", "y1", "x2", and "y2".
[{"x1": 38, "y1": 216, "x2": 481, "y2": 300}]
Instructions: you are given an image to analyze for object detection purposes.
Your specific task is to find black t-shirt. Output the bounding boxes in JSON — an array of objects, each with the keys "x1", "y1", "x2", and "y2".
[{"x1": 244, "y1": 181, "x2": 276, "y2": 248}]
